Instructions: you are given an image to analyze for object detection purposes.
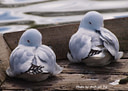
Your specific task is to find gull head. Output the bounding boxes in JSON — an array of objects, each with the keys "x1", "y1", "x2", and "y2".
[
  {"x1": 19, "y1": 29, "x2": 42, "y2": 47},
  {"x1": 79, "y1": 11, "x2": 104, "y2": 31}
]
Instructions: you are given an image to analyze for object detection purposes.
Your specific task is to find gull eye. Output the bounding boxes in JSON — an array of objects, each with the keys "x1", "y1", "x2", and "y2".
[
  {"x1": 27, "y1": 40, "x2": 30, "y2": 43},
  {"x1": 89, "y1": 21, "x2": 92, "y2": 24}
]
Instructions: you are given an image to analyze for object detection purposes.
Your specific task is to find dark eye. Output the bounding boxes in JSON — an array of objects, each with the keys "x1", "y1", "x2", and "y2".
[
  {"x1": 89, "y1": 21, "x2": 92, "y2": 24},
  {"x1": 27, "y1": 40, "x2": 30, "y2": 43}
]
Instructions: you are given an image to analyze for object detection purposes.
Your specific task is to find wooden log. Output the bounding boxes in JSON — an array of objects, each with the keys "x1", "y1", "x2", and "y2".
[
  {"x1": 1, "y1": 17, "x2": 128, "y2": 90},
  {"x1": 1, "y1": 59, "x2": 128, "y2": 90},
  {"x1": 3, "y1": 17, "x2": 128, "y2": 60},
  {"x1": 1, "y1": 74, "x2": 127, "y2": 90},
  {"x1": 57, "y1": 59, "x2": 126, "y2": 74},
  {"x1": 0, "y1": 34, "x2": 11, "y2": 85}
]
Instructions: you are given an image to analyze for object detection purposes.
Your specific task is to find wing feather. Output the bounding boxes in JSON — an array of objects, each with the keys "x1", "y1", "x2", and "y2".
[
  {"x1": 37, "y1": 45, "x2": 63, "y2": 75},
  {"x1": 9, "y1": 45, "x2": 34, "y2": 76},
  {"x1": 99, "y1": 27, "x2": 119, "y2": 59},
  {"x1": 69, "y1": 32, "x2": 92, "y2": 62}
]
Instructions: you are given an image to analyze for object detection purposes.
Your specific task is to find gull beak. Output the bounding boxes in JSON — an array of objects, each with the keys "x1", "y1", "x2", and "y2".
[
  {"x1": 95, "y1": 29, "x2": 101, "y2": 34},
  {"x1": 95, "y1": 27, "x2": 104, "y2": 34}
]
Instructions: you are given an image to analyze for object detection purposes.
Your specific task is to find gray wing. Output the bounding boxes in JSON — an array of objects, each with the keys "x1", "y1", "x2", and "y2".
[
  {"x1": 69, "y1": 32, "x2": 92, "y2": 62},
  {"x1": 36, "y1": 45, "x2": 63, "y2": 75},
  {"x1": 8, "y1": 45, "x2": 34, "y2": 76},
  {"x1": 99, "y1": 27, "x2": 119, "y2": 60}
]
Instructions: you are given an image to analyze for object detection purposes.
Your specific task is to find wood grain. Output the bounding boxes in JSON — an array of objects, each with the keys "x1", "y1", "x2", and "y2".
[
  {"x1": 0, "y1": 34, "x2": 11, "y2": 85},
  {"x1": 1, "y1": 17, "x2": 128, "y2": 90},
  {"x1": 1, "y1": 59, "x2": 128, "y2": 90},
  {"x1": 3, "y1": 17, "x2": 128, "y2": 59}
]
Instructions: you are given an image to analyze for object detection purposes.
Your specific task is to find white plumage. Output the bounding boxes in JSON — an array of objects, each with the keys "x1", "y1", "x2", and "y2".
[
  {"x1": 67, "y1": 11, "x2": 123, "y2": 66},
  {"x1": 6, "y1": 29, "x2": 63, "y2": 81}
]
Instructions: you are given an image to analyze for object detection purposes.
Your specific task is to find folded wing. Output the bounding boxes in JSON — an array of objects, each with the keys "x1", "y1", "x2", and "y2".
[
  {"x1": 37, "y1": 45, "x2": 63, "y2": 75},
  {"x1": 99, "y1": 27, "x2": 119, "y2": 60},
  {"x1": 69, "y1": 32, "x2": 92, "y2": 62},
  {"x1": 7, "y1": 45, "x2": 34, "y2": 76}
]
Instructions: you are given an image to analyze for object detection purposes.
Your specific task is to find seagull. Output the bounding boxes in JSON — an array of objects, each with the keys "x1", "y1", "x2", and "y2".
[
  {"x1": 6, "y1": 29, "x2": 63, "y2": 81},
  {"x1": 67, "y1": 11, "x2": 123, "y2": 66}
]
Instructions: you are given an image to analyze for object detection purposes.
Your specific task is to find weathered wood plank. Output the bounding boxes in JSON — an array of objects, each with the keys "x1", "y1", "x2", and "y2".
[
  {"x1": 2, "y1": 74, "x2": 128, "y2": 91},
  {"x1": 0, "y1": 34, "x2": 11, "y2": 85},
  {"x1": 3, "y1": 17, "x2": 128, "y2": 59},
  {"x1": 1, "y1": 59, "x2": 128, "y2": 90},
  {"x1": 3, "y1": 24, "x2": 78, "y2": 60},
  {"x1": 1, "y1": 17, "x2": 128, "y2": 90},
  {"x1": 1, "y1": 74, "x2": 128, "y2": 90},
  {"x1": 123, "y1": 52, "x2": 128, "y2": 59},
  {"x1": 60, "y1": 59, "x2": 128, "y2": 76}
]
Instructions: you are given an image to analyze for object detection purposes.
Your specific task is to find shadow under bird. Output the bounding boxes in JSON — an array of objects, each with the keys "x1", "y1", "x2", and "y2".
[
  {"x1": 6, "y1": 29, "x2": 63, "y2": 81},
  {"x1": 67, "y1": 11, "x2": 123, "y2": 66}
]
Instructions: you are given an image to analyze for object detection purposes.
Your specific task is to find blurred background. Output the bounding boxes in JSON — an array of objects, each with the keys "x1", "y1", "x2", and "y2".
[{"x1": 0, "y1": 0, "x2": 128, "y2": 33}]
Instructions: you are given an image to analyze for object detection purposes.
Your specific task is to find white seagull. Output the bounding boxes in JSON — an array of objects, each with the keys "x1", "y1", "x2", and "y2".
[
  {"x1": 67, "y1": 11, "x2": 123, "y2": 66},
  {"x1": 6, "y1": 29, "x2": 63, "y2": 81}
]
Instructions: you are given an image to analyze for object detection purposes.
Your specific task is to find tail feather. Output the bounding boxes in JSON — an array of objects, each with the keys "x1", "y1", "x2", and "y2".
[
  {"x1": 117, "y1": 51, "x2": 124, "y2": 59},
  {"x1": 52, "y1": 63, "x2": 63, "y2": 75},
  {"x1": 6, "y1": 67, "x2": 15, "y2": 77},
  {"x1": 67, "y1": 52, "x2": 79, "y2": 63},
  {"x1": 25, "y1": 64, "x2": 48, "y2": 75}
]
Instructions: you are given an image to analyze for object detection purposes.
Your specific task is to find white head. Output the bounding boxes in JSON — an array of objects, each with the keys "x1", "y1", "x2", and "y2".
[
  {"x1": 79, "y1": 11, "x2": 104, "y2": 31},
  {"x1": 19, "y1": 29, "x2": 42, "y2": 47}
]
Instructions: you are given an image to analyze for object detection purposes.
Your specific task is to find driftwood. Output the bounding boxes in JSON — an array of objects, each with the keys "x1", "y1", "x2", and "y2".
[
  {"x1": 0, "y1": 17, "x2": 128, "y2": 90},
  {"x1": 0, "y1": 34, "x2": 11, "y2": 85}
]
